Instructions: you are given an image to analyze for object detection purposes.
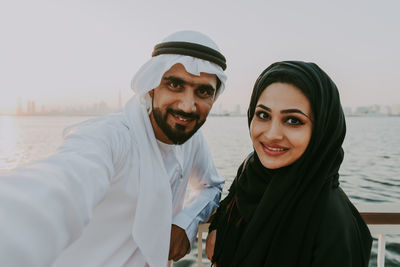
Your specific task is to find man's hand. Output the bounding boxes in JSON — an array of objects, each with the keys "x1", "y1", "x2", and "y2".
[
  {"x1": 206, "y1": 230, "x2": 216, "y2": 262},
  {"x1": 168, "y1": 224, "x2": 190, "y2": 261}
]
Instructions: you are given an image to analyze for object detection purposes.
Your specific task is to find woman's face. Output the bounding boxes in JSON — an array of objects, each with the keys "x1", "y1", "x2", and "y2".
[{"x1": 250, "y1": 82, "x2": 313, "y2": 169}]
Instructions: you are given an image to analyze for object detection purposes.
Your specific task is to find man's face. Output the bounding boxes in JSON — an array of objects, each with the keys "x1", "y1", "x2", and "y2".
[{"x1": 149, "y1": 63, "x2": 217, "y2": 144}]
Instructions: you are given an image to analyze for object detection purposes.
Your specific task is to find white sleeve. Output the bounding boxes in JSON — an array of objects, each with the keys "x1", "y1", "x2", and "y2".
[
  {"x1": 172, "y1": 133, "x2": 224, "y2": 246},
  {"x1": 0, "y1": 119, "x2": 129, "y2": 267}
]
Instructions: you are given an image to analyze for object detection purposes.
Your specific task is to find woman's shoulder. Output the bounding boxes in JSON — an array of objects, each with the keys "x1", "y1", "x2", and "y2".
[
  {"x1": 319, "y1": 187, "x2": 366, "y2": 234},
  {"x1": 313, "y1": 186, "x2": 372, "y2": 266}
]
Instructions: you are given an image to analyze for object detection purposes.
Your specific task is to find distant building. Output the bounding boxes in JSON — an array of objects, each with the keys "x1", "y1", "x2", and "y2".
[
  {"x1": 17, "y1": 97, "x2": 23, "y2": 115},
  {"x1": 343, "y1": 107, "x2": 352, "y2": 116},
  {"x1": 381, "y1": 105, "x2": 391, "y2": 115},
  {"x1": 231, "y1": 104, "x2": 241, "y2": 116},
  {"x1": 390, "y1": 104, "x2": 400, "y2": 115},
  {"x1": 371, "y1": 104, "x2": 381, "y2": 114},
  {"x1": 355, "y1": 106, "x2": 371, "y2": 115},
  {"x1": 98, "y1": 101, "x2": 109, "y2": 114},
  {"x1": 26, "y1": 101, "x2": 36, "y2": 115}
]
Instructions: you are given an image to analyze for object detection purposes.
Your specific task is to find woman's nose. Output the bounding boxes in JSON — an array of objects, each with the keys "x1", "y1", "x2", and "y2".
[{"x1": 265, "y1": 121, "x2": 283, "y2": 140}]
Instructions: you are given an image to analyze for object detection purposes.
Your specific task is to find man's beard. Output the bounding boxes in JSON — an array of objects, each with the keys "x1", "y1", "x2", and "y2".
[{"x1": 152, "y1": 107, "x2": 205, "y2": 145}]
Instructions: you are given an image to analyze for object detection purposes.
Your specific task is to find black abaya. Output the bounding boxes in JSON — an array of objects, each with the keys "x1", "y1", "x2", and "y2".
[{"x1": 210, "y1": 61, "x2": 372, "y2": 267}]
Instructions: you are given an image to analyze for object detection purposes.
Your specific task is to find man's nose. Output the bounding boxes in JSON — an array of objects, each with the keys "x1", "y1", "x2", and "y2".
[{"x1": 177, "y1": 91, "x2": 196, "y2": 113}]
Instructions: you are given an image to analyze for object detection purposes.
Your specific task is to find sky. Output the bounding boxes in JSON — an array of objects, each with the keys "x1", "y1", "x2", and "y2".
[{"x1": 1, "y1": 0, "x2": 399, "y2": 114}]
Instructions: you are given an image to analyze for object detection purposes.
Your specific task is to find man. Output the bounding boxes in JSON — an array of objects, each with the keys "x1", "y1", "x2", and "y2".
[{"x1": 0, "y1": 30, "x2": 227, "y2": 267}]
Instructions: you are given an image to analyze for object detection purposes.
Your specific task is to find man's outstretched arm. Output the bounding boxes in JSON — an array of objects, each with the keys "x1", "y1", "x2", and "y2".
[{"x1": 0, "y1": 119, "x2": 129, "y2": 267}]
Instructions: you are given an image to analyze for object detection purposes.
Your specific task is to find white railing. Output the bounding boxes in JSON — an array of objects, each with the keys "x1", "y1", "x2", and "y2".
[
  {"x1": 188, "y1": 203, "x2": 400, "y2": 267},
  {"x1": 356, "y1": 203, "x2": 400, "y2": 267}
]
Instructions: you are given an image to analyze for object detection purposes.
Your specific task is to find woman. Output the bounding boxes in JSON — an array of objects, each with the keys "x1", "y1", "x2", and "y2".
[{"x1": 206, "y1": 61, "x2": 372, "y2": 266}]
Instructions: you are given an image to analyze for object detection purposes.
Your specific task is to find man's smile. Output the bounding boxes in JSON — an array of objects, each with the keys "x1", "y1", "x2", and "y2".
[
  {"x1": 168, "y1": 108, "x2": 199, "y2": 127},
  {"x1": 171, "y1": 113, "x2": 193, "y2": 125}
]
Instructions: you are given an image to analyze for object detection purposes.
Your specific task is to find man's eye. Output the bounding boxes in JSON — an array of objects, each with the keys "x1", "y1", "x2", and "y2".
[
  {"x1": 167, "y1": 81, "x2": 180, "y2": 89},
  {"x1": 197, "y1": 88, "x2": 215, "y2": 98}
]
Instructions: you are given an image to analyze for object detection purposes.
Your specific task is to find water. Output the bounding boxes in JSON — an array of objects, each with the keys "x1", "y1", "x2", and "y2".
[{"x1": 1, "y1": 115, "x2": 399, "y2": 266}]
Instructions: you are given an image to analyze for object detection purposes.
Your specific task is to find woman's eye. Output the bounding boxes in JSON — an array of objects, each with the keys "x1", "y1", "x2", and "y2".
[
  {"x1": 286, "y1": 117, "x2": 304, "y2": 125},
  {"x1": 256, "y1": 111, "x2": 270, "y2": 120}
]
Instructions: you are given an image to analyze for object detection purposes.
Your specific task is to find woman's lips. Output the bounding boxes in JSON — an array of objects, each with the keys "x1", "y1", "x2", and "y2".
[{"x1": 260, "y1": 142, "x2": 289, "y2": 156}]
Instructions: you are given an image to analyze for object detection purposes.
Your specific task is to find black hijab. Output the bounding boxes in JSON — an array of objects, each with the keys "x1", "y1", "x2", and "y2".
[{"x1": 211, "y1": 61, "x2": 371, "y2": 266}]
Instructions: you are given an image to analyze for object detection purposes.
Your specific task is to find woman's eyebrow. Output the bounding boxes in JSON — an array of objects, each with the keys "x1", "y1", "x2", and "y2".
[
  {"x1": 281, "y1": 109, "x2": 310, "y2": 119},
  {"x1": 257, "y1": 104, "x2": 310, "y2": 119},
  {"x1": 256, "y1": 104, "x2": 271, "y2": 112}
]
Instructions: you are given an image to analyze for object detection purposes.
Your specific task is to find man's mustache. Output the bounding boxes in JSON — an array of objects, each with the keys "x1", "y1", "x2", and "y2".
[{"x1": 167, "y1": 108, "x2": 200, "y2": 120}]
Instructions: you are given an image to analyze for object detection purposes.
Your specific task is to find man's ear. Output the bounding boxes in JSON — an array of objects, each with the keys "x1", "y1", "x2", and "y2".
[{"x1": 149, "y1": 89, "x2": 154, "y2": 99}]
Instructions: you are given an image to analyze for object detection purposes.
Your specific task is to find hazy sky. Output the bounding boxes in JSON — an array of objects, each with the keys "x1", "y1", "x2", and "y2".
[{"x1": 1, "y1": 0, "x2": 399, "y2": 114}]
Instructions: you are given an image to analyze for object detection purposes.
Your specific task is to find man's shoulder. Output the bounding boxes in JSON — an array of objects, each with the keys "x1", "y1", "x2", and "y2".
[
  {"x1": 62, "y1": 112, "x2": 132, "y2": 145},
  {"x1": 65, "y1": 112, "x2": 129, "y2": 133}
]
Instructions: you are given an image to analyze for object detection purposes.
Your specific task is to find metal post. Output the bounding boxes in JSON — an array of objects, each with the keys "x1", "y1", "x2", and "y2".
[
  {"x1": 377, "y1": 234, "x2": 386, "y2": 267},
  {"x1": 198, "y1": 231, "x2": 203, "y2": 267}
]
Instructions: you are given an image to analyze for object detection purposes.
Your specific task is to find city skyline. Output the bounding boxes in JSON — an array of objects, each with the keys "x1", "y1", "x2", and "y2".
[
  {"x1": 1, "y1": 1, "x2": 400, "y2": 114},
  {"x1": 5, "y1": 96, "x2": 400, "y2": 117}
]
